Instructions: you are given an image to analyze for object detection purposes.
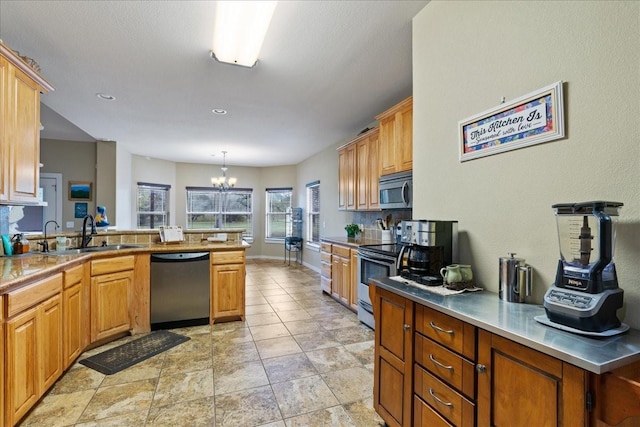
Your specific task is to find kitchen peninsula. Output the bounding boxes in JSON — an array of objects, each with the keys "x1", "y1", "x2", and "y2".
[{"x1": 0, "y1": 229, "x2": 248, "y2": 426}]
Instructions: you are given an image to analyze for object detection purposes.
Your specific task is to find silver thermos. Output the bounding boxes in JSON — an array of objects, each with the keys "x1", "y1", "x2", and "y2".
[{"x1": 499, "y1": 253, "x2": 533, "y2": 303}]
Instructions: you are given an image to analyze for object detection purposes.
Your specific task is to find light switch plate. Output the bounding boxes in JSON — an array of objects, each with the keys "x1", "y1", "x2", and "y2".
[{"x1": 66, "y1": 221, "x2": 74, "y2": 228}]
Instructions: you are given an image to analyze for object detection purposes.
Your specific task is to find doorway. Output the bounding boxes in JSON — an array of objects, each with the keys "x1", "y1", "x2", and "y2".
[{"x1": 40, "y1": 173, "x2": 63, "y2": 228}]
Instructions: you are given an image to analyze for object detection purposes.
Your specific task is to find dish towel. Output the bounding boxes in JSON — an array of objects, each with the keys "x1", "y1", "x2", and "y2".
[{"x1": 389, "y1": 276, "x2": 483, "y2": 296}]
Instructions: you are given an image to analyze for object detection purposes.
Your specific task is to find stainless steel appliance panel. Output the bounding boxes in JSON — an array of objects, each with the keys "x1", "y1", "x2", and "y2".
[
  {"x1": 150, "y1": 252, "x2": 210, "y2": 326},
  {"x1": 357, "y1": 245, "x2": 399, "y2": 329},
  {"x1": 379, "y1": 171, "x2": 412, "y2": 209}
]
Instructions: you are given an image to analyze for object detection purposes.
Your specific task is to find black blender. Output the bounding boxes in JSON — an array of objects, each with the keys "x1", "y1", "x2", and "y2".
[{"x1": 541, "y1": 201, "x2": 627, "y2": 335}]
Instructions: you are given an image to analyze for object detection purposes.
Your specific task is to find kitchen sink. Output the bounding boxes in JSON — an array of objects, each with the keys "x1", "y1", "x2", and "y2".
[{"x1": 58, "y1": 244, "x2": 145, "y2": 254}]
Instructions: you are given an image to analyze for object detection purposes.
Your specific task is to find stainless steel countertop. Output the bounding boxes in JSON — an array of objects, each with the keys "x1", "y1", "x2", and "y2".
[{"x1": 371, "y1": 276, "x2": 640, "y2": 374}]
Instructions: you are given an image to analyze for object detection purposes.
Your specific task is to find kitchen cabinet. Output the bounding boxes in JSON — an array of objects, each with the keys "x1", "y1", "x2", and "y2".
[
  {"x1": 63, "y1": 264, "x2": 86, "y2": 369},
  {"x1": 4, "y1": 274, "x2": 63, "y2": 426},
  {"x1": 210, "y1": 250, "x2": 246, "y2": 323},
  {"x1": 338, "y1": 128, "x2": 380, "y2": 211},
  {"x1": 349, "y1": 249, "x2": 358, "y2": 311},
  {"x1": 330, "y1": 244, "x2": 355, "y2": 310},
  {"x1": 0, "y1": 42, "x2": 54, "y2": 203},
  {"x1": 90, "y1": 255, "x2": 135, "y2": 342},
  {"x1": 377, "y1": 96, "x2": 413, "y2": 176},
  {"x1": 372, "y1": 286, "x2": 413, "y2": 427},
  {"x1": 320, "y1": 242, "x2": 332, "y2": 294},
  {"x1": 477, "y1": 330, "x2": 588, "y2": 427},
  {"x1": 338, "y1": 143, "x2": 356, "y2": 210}
]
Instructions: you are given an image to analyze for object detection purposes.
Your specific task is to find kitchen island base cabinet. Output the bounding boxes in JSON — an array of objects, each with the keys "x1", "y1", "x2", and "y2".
[
  {"x1": 63, "y1": 264, "x2": 86, "y2": 370},
  {"x1": 90, "y1": 256, "x2": 135, "y2": 343},
  {"x1": 373, "y1": 286, "x2": 413, "y2": 427},
  {"x1": 477, "y1": 330, "x2": 587, "y2": 427},
  {"x1": 210, "y1": 250, "x2": 246, "y2": 323}
]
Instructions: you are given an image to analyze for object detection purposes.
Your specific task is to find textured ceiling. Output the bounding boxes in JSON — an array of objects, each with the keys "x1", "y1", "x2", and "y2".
[{"x1": 0, "y1": 1, "x2": 428, "y2": 167}]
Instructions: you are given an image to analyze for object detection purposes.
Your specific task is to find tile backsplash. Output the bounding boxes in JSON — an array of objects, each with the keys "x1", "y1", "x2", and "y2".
[{"x1": 352, "y1": 209, "x2": 411, "y2": 241}]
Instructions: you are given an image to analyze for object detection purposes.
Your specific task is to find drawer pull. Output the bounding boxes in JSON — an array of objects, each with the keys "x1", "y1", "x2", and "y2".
[
  {"x1": 429, "y1": 354, "x2": 454, "y2": 371},
  {"x1": 429, "y1": 321, "x2": 454, "y2": 335},
  {"x1": 428, "y1": 388, "x2": 453, "y2": 407}
]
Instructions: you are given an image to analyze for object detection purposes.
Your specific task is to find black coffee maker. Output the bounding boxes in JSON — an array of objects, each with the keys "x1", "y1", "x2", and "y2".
[{"x1": 397, "y1": 220, "x2": 458, "y2": 285}]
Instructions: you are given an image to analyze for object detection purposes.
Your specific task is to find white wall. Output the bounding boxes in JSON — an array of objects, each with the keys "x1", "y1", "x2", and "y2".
[
  {"x1": 131, "y1": 155, "x2": 177, "y2": 227},
  {"x1": 413, "y1": 2, "x2": 640, "y2": 326},
  {"x1": 115, "y1": 144, "x2": 133, "y2": 229}
]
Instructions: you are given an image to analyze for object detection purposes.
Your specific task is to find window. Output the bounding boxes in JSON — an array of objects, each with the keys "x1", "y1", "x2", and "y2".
[
  {"x1": 186, "y1": 187, "x2": 253, "y2": 239},
  {"x1": 265, "y1": 188, "x2": 292, "y2": 240},
  {"x1": 137, "y1": 183, "x2": 170, "y2": 229},
  {"x1": 306, "y1": 181, "x2": 320, "y2": 247}
]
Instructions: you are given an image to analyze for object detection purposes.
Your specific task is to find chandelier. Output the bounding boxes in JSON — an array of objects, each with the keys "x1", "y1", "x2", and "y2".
[{"x1": 211, "y1": 151, "x2": 237, "y2": 190}]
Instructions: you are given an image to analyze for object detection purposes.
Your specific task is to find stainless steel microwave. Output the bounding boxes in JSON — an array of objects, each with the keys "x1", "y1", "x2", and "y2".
[{"x1": 379, "y1": 171, "x2": 412, "y2": 209}]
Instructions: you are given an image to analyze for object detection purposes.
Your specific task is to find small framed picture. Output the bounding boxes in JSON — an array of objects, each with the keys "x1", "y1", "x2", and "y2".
[
  {"x1": 69, "y1": 181, "x2": 93, "y2": 201},
  {"x1": 74, "y1": 202, "x2": 88, "y2": 218}
]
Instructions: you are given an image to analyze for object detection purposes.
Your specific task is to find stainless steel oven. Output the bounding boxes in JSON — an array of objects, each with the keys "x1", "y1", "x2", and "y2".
[{"x1": 357, "y1": 244, "x2": 400, "y2": 329}]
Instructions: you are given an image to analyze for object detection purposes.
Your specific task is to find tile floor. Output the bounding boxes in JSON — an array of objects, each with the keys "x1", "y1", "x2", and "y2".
[{"x1": 19, "y1": 259, "x2": 384, "y2": 427}]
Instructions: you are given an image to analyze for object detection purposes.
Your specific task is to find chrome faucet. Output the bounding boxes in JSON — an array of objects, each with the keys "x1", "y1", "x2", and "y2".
[
  {"x1": 81, "y1": 215, "x2": 97, "y2": 248},
  {"x1": 40, "y1": 220, "x2": 60, "y2": 253}
]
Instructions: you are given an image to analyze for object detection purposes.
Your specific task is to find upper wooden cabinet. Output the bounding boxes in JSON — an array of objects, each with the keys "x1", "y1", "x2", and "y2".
[
  {"x1": 376, "y1": 96, "x2": 413, "y2": 176},
  {"x1": 0, "y1": 42, "x2": 54, "y2": 204},
  {"x1": 338, "y1": 127, "x2": 380, "y2": 211}
]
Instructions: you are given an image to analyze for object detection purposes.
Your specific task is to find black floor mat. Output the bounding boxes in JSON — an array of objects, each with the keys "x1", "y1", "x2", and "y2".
[{"x1": 79, "y1": 330, "x2": 190, "y2": 375}]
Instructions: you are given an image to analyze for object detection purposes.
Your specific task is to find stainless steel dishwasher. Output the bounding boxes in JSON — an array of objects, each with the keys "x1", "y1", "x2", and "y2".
[{"x1": 150, "y1": 252, "x2": 210, "y2": 329}]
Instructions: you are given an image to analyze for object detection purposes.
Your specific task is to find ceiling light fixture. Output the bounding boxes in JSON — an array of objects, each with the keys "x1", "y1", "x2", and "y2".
[
  {"x1": 211, "y1": 151, "x2": 237, "y2": 190},
  {"x1": 210, "y1": 1, "x2": 277, "y2": 68}
]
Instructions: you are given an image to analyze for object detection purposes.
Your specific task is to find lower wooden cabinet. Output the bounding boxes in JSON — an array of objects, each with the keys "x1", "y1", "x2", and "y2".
[
  {"x1": 4, "y1": 274, "x2": 63, "y2": 426},
  {"x1": 327, "y1": 244, "x2": 357, "y2": 312},
  {"x1": 211, "y1": 250, "x2": 246, "y2": 323},
  {"x1": 372, "y1": 286, "x2": 413, "y2": 427},
  {"x1": 90, "y1": 256, "x2": 135, "y2": 342},
  {"x1": 476, "y1": 330, "x2": 588, "y2": 427},
  {"x1": 63, "y1": 264, "x2": 86, "y2": 369}
]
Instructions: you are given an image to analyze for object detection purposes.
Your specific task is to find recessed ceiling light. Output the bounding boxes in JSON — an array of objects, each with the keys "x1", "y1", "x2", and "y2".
[
  {"x1": 96, "y1": 93, "x2": 115, "y2": 101},
  {"x1": 212, "y1": 108, "x2": 227, "y2": 115}
]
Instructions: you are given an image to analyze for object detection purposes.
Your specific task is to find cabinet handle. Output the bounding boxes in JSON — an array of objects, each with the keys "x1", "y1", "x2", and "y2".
[
  {"x1": 476, "y1": 364, "x2": 487, "y2": 373},
  {"x1": 428, "y1": 388, "x2": 453, "y2": 407},
  {"x1": 429, "y1": 354, "x2": 454, "y2": 371},
  {"x1": 403, "y1": 324, "x2": 411, "y2": 331},
  {"x1": 429, "y1": 321, "x2": 454, "y2": 335}
]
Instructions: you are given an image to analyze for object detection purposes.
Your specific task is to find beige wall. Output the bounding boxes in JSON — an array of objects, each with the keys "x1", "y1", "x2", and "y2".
[
  {"x1": 413, "y1": 2, "x2": 640, "y2": 326},
  {"x1": 131, "y1": 155, "x2": 177, "y2": 227},
  {"x1": 96, "y1": 141, "x2": 117, "y2": 226},
  {"x1": 40, "y1": 139, "x2": 97, "y2": 230}
]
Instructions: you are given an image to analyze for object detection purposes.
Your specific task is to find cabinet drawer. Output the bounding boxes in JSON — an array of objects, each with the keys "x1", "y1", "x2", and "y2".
[
  {"x1": 415, "y1": 333, "x2": 475, "y2": 398},
  {"x1": 413, "y1": 395, "x2": 454, "y2": 427},
  {"x1": 211, "y1": 250, "x2": 245, "y2": 265},
  {"x1": 91, "y1": 255, "x2": 135, "y2": 276},
  {"x1": 414, "y1": 365, "x2": 475, "y2": 427},
  {"x1": 63, "y1": 264, "x2": 85, "y2": 289},
  {"x1": 416, "y1": 305, "x2": 475, "y2": 359},
  {"x1": 321, "y1": 276, "x2": 332, "y2": 293},
  {"x1": 332, "y1": 245, "x2": 350, "y2": 258},
  {"x1": 5, "y1": 273, "x2": 62, "y2": 318},
  {"x1": 321, "y1": 242, "x2": 332, "y2": 253},
  {"x1": 320, "y1": 251, "x2": 332, "y2": 263},
  {"x1": 321, "y1": 262, "x2": 332, "y2": 278}
]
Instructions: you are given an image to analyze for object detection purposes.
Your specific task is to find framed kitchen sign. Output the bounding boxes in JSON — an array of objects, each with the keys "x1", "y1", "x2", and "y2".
[
  {"x1": 68, "y1": 181, "x2": 93, "y2": 201},
  {"x1": 459, "y1": 81, "x2": 565, "y2": 162}
]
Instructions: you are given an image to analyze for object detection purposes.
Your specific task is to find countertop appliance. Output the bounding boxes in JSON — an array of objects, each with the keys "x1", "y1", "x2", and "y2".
[
  {"x1": 397, "y1": 220, "x2": 458, "y2": 286},
  {"x1": 379, "y1": 171, "x2": 412, "y2": 209},
  {"x1": 543, "y1": 201, "x2": 625, "y2": 333},
  {"x1": 150, "y1": 252, "x2": 211, "y2": 329},
  {"x1": 356, "y1": 243, "x2": 404, "y2": 329}
]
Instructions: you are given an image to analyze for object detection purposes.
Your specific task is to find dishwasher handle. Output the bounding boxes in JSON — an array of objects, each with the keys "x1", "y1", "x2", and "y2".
[{"x1": 150, "y1": 252, "x2": 210, "y2": 262}]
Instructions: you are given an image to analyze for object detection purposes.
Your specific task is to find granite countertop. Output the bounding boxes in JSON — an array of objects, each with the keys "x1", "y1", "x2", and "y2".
[
  {"x1": 321, "y1": 236, "x2": 382, "y2": 248},
  {"x1": 371, "y1": 276, "x2": 640, "y2": 374},
  {"x1": 0, "y1": 241, "x2": 249, "y2": 294}
]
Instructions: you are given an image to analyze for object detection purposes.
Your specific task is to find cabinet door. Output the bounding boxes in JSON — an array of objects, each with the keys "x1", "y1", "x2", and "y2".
[
  {"x1": 6, "y1": 307, "x2": 39, "y2": 425},
  {"x1": 367, "y1": 131, "x2": 380, "y2": 209},
  {"x1": 91, "y1": 270, "x2": 132, "y2": 342},
  {"x1": 8, "y1": 66, "x2": 41, "y2": 202},
  {"x1": 349, "y1": 249, "x2": 358, "y2": 311},
  {"x1": 332, "y1": 255, "x2": 342, "y2": 301},
  {"x1": 39, "y1": 294, "x2": 63, "y2": 391},
  {"x1": 477, "y1": 330, "x2": 587, "y2": 427},
  {"x1": 211, "y1": 263, "x2": 245, "y2": 322},
  {"x1": 379, "y1": 115, "x2": 398, "y2": 176},
  {"x1": 373, "y1": 286, "x2": 413, "y2": 427},
  {"x1": 339, "y1": 255, "x2": 350, "y2": 307},
  {"x1": 0, "y1": 56, "x2": 9, "y2": 200},
  {"x1": 396, "y1": 104, "x2": 413, "y2": 173},
  {"x1": 63, "y1": 282, "x2": 83, "y2": 369},
  {"x1": 356, "y1": 138, "x2": 369, "y2": 210}
]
